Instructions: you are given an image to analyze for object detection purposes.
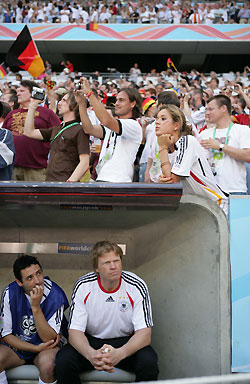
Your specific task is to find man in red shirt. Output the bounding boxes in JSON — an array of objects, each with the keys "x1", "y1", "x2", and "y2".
[{"x1": 3, "y1": 80, "x2": 60, "y2": 181}]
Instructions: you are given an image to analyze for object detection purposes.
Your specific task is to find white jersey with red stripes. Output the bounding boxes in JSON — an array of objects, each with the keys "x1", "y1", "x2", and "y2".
[
  {"x1": 172, "y1": 135, "x2": 228, "y2": 213},
  {"x1": 68, "y1": 271, "x2": 153, "y2": 339}
]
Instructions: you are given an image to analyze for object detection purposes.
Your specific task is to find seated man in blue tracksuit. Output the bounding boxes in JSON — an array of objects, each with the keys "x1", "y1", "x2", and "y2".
[{"x1": 0, "y1": 255, "x2": 68, "y2": 384}]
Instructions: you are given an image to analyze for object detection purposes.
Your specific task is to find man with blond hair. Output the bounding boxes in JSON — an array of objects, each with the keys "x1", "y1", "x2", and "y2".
[{"x1": 55, "y1": 241, "x2": 159, "y2": 383}]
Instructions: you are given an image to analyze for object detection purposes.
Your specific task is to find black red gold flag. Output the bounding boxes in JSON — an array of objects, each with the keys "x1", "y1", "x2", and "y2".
[
  {"x1": 5, "y1": 25, "x2": 45, "y2": 78},
  {"x1": 0, "y1": 62, "x2": 8, "y2": 79},
  {"x1": 86, "y1": 21, "x2": 98, "y2": 31},
  {"x1": 167, "y1": 57, "x2": 178, "y2": 72}
]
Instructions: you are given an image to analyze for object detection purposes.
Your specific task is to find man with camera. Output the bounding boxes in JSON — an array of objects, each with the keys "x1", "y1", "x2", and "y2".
[
  {"x1": 75, "y1": 77, "x2": 142, "y2": 183},
  {"x1": 0, "y1": 255, "x2": 69, "y2": 384},
  {"x1": 2, "y1": 80, "x2": 60, "y2": 181},
  {"x1": 23, "y1": 90, "x2": 89, "y2": 182}
]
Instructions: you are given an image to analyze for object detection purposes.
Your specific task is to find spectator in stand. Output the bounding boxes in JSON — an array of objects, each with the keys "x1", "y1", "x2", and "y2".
[
  {"x1": 99, "y1": 6, "x2": 111, "y2": 23},
  {"x1": 45, "y1": 60, "x2": 52, "y2": 75},
  {"x1": 156, "y1": 104, "x2": 228, "y2": 214},
  {"x1": 89, "y1": 5, "x2": 98, "y2": 22},
  {"x1": 144, "y1": 90, "x2": 180, "y2": 183},
  {"x1": 148, "y1": 5, "x2": 157, "y2": 24},
  {"x1": 182, "y1": 88, "x2": 206, "y2": 132},
  {"x1": 2, "y1": 80, "x2": 61, "y2": 181},
  {"x1": 60, "y1": 5, "x2": 71, "y2": 23},
  {"x1": 80, "y1": 7, "x2": 89, "y2": 24},
  {"x1": 208, "y1": 77, "x2": 221, "y2": 95},
  {"x1": 203, "y1": 5, "x2": 214, "y2": 24},
  {"x1": 129, "y1": 63, "x2": 141, "y2": 83},
  {"x1": 0, "y1": 101, "x2": 15, "y2": 180},
  {"x1": 212, "y1": 3, "x2": 226, "y2": 24},
  {"x1": 24, "y1": 90, "x2": 89, "y2": 182},
  {"x1": 201, "y1": 94, "x2": 250, "y2": 195},
  {"x1": 1, "y1": 90, "x2": 19, "y2": 110},
  {"x1": 15, "y1": 1, "x2": 23, "y2": 23},
  {"x1": 189, "y1": 5, "x2": 202, "y2": 24},
  {"x1": 231, "y1": 84, "x2": 250, "y2": 126},
  {"x1": 237, "y1": 3, "x2": 250, "y2": 24},
  {"x1": 76, "y1": 77, "x2": 142, "y2": 183},
  {"x1": 3, "y1": 5, "x2": 13, "y2": 22},
  {"x1": 120, "y1": 5, "x2": 129, "y2": 23},
  {"x1": 130, "y1": 5, "x2": 139, "y2": 23},
  {"x1": 139, "y1": 6, "x2": 150, "y2": 24},
  {"x1": 172, "y1": 4, "x2": 182, "y2": 24},
  {"x1": 62, "y1": 60, "x2": 74, "y2": 73}
]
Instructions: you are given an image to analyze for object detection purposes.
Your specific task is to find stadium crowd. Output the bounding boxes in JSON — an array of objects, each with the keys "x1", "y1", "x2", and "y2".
[
  {"x1": 1, "y1": 62, "x2": 250, "y2": 215},
  {"x1": 0, "y1": 0, "x2": 250, "y2": 24}
]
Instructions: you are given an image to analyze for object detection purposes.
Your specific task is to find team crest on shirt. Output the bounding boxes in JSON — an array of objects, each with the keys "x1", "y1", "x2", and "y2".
[
  {"x1": 119, "y1": 297, "x2": 130, "y2": 312},
  {"x1": 20, "y1": 315, "x2": 36, "y2": 336}
]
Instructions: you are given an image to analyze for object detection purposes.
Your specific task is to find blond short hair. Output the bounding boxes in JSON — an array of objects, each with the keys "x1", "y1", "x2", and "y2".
[{"x1": 91, "y1": 241, "x2": 123, "y2": 271}]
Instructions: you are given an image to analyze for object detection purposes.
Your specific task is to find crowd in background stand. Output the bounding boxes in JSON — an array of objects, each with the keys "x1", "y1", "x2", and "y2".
[
  {"x1": 0, "y1": 0, "x2": 250, "y2": 25},
  {"x1": 1, "y1": 62, "x2": 250, "y2": 189}
]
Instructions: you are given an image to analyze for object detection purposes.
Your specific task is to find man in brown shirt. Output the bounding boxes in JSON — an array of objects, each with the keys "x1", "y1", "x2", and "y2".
[{"x1": 24, "y1": 90, "x2": 89, "y2": 182}]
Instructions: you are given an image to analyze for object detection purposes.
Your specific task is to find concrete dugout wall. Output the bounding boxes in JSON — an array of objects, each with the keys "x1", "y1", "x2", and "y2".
[{"x1": 0, "y1": 184, "x2": 230, "y2": 380}]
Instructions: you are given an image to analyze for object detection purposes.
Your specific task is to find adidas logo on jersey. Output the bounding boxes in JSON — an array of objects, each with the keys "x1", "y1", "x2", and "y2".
[{"x1": 106, "y1": 296, "x2": 115, "y2": 302}]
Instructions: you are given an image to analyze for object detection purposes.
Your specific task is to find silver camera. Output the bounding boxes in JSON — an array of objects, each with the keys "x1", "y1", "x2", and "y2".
[{"x1": 31, "y1": 87, "x2": 45, "y2": 101}]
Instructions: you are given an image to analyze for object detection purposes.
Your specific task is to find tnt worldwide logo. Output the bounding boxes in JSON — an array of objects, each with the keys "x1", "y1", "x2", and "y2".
[{"x1": 21, "y1": 315, "x2": 36, "y2": 336}]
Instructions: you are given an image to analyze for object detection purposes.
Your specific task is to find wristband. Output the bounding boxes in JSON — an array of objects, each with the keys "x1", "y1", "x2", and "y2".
[{"x1": 86, "y1": 90, "x2": 94, "y2": 98}]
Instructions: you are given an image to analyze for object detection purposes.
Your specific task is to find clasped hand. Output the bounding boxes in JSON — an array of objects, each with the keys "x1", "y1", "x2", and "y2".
[{"x1": 90, "y1": 344, "x2": 123, "y2": 373}]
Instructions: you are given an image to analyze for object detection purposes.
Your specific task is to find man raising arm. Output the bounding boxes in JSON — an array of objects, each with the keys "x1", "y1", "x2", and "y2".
[
  {"x1": 76, "y1": 78, "x2": 142, "y2": 182},
  {"x1": 24, "y1": 91, "x2": 89, "y2": 182}
]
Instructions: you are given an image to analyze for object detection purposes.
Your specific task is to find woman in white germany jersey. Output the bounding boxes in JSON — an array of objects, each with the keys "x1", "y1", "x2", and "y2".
[{"x1": 152, "y1": 104, "x2": 228, "y2": 215}]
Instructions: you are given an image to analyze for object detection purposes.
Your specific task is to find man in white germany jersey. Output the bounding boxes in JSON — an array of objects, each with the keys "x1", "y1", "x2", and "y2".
[
  {"x1": 55, "y1": 241, "x2": 159, "y2": 383},
  {"x1": 75, "y1": 78, "x2": 142, "y2": 183}
]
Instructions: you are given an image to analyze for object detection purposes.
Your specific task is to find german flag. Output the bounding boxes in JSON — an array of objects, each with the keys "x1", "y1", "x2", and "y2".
[
  {"x1": 5, "y1": 25, "x2": 45, "y2": 78},
  {"x1": 86, "y1": 20, "x2": 98, "y2": 31},
  {"x1": 0, "y1": 62, "x2": 8, "y2": 79},
  {"x1": 167, "y1": 57, "x2": 178, "y2": 72}
]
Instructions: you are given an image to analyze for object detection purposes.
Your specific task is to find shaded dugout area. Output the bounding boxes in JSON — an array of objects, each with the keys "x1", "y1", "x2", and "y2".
[{"x1": 0, "y1": 183, "x2": 230, "y2": 380}]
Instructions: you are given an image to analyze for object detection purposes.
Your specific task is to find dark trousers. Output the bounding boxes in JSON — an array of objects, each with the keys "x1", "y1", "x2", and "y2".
[{"x1": 55, "y1": 335, "x2": 159, "y2": 383}]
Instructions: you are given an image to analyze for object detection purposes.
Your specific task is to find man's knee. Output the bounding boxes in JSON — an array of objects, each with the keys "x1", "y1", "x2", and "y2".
[
  {"x1": 35, "y1": 349, "x2": 58, "y2": 379},
  {"x1": 55, "y1": 344, "x2": 76, "y2": 374},
  {"x1": 0, "y1": 345, "x2": 24, "y2": 371},
  {"x1": 135, "y1": 346, "x2": 159, "y2": 381}
]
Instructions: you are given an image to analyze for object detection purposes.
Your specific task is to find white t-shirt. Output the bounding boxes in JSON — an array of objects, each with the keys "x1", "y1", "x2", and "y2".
[
  {"x1": 96, "y1": 119, "x2": 142, "y2": 182},
  {"x1": 60, "y1": 9, "x2": 70, "y2": 23},
  {"x1": 80, "y1": 9, "x2": 89, "y2": 23},
  {"x1": 68, "y1": 271, "x2": 153, "y2": 339},
  {"x1": 172, "y1": 135, "x2": 228, "y2": 211},
  {"x1": 200, "y1": 124, "x2": 250, "y2": 193},
  {"x1": 149, "y1": 134, "x2": 176, "y2": 183},
  {"x1": 140, "y1": 122, "x2": 155, "y2": 164},
  {"x1": 0, "y1": 279, "x2": 64, "y2": 338},
  {"x1": 190, "y1": 106, "x2": 206, "y2": 132}
]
